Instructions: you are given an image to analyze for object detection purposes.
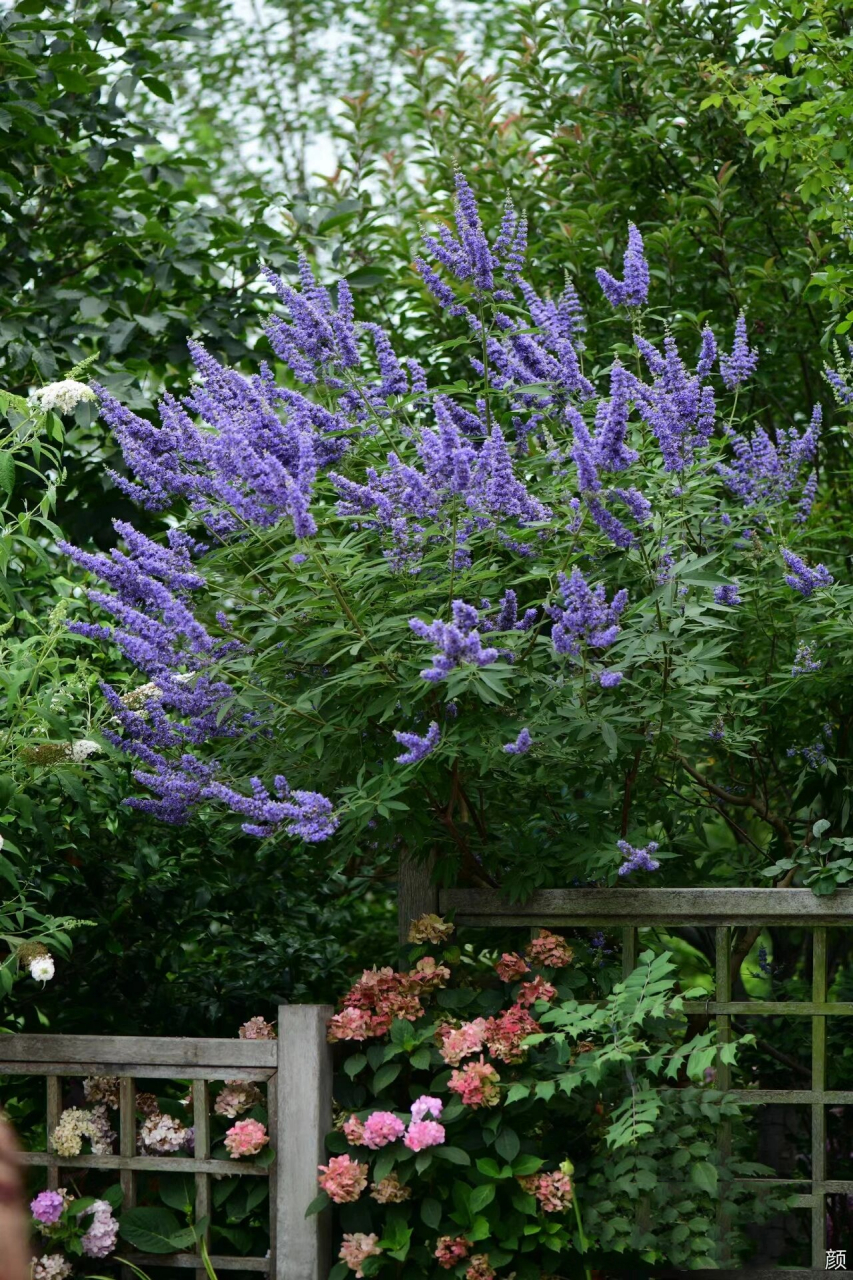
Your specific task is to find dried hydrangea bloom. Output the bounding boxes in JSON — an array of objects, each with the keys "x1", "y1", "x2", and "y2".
[
  {"x1": 405, "y1": 955, "x2": 451, "y2": 992},
  {"x1": 434, "y1": 1236, "x2": 471, "y2": 1270},
  {"x1": 136, "y1": 1092, "x2": 159, "y2": 1117},
  {"x1": 495, "y1": 952, "x2": 530, "y2": 982},
  {"x1": 139, "y1": 1111, "x2": 191, "y2": 1154},
  {"x1": 238, "y1": 1015, "x2": 277, "y2": 1040},
  {"x1": 484, "y1": 1005, "x2": 540, "y2": 1063},
  {"x1": 525, "y1": 928, "x2": 574, "y2": 968},
  {"x1": 532, "y1": 1169, "x2": 574, "y2": 1213},
  {"x1": 214, "y1": 1080, "x2": 263, "y2": 1119},
  {"x1": 517, "y1": 976, "x2": 557, "y2": 1007},
  {"x1": 339, "y1": 1232, "x2": 382, "y2": 1277},
  {"x1": 465, "y1": 1253, "x2": 496, "y2": 1280},
  {"x1": 83, "y1": 1076, "x2": 120, "y2": 1110},
  {"x1": 407, "y1": 913, "x2": 455, "y2": 945},
  {"x1": 223, "y1": 1118, "x2": 269, "y2": 1159},
  {"x1": 317, "y1": 1154, "x2": 368, "y2": 1203},
  {"x1": 370, "y1": 1172, "x2": 411, "y2": 1203}
]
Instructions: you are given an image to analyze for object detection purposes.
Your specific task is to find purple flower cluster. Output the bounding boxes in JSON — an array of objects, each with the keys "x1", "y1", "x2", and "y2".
[
  {"x1": 631, "y1": 332, "x2": 717, "y2": 473},
  {"x1": 394, "y1": 721, "x2": 441, "y2": 765},
  {"x1": 599, "y1": 670, "x2": 623, "y2": 688},
  {"x1": 791, "y1": 642, "x2": 821, "y2": 676},
  {"x1": 787, "y1": 727, "x2": 831, "y2": 769},
  {"x1": 410, "y1": 601, "x2": 500, "y2": 681},
  {"x1": 616, "y1": 840, "x2": 660, "y2": 876},
  {"x1": 719, "y1": 313, "x2": 758, "y2": 390},
  {"x1": 781, "y1": 548, "x2": 834, "y2": 597},
  {"x1": 547, "y1": 568, "x2": 628, "y2": 658},
  {"x1": 31, "y1": 1191, "x2": 65, "y2": 1225},
  {"x1": 718, "y1": 405, "x2": 820, "y2": 520},
  {"x1": 503, "y1": 728, "x2": 532, "y2": 755},
  {"x1": 416, "y1": 171, "x2": 527, "y2": 311},
  {"x1": 714, "y1": 582, "x2": 742, "y2": 607},
  {"x1": 479, "y1": 589, "x2": 538, "y2": 634},
  {"x1": 203, "y1": 775, "x2": 338, "y2": 841},
  {"x1": 595, "y1": 223, "x2": 650, "y2": 308}
]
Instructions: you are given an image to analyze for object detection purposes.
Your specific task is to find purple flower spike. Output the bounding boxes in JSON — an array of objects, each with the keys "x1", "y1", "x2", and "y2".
[
  {"x1": 410, "y1": 601, "x2": 500, "y2": 682},
  {"x1": 394, "y1": 721, "x2": 441, "y2": 765},
  {"x1": 503, "y1": 728, "x2": 532, "y2": 755},
  {"x1": 720, "y1": 313, "x2": 759, "y2": 389},
  {"x1": 547, "y1": 567, "x2": 628, "y2": 658},
  {"x1": 792, "y1": 642, "x2": 821, "y2": 675},
  {"x1": 616, "y1": 840, "x2": 660, "y2": 876},
  {"x1": 781, "y1": 548, "x2": 834, "y2": 597},
  {"x1": 595, "y1": 223, "x2": 649, "y2": 308}
]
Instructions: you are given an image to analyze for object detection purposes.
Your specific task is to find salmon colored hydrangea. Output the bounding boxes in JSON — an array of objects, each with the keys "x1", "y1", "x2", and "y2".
[
  {"x1": 448, "y1": 1057, "x2": 501, "y2": 1108},
  {"x1": 339, "y1": 1232, "x2": 382, "y2": 1277},
  {"x1": 495, "y1": 951, "x2": 530, "y2": 982},
  {"x1": 525, "y1": 929, "x2": 574, "y2": 968},
  {"x1": 223, "y1": 1118, "x2": 268, "y2": 1159},
  {"x1": 318, "y1": 1154, "x2": 369, "y2": 1203},
  {"x1": 434, "y1": 1236, "x2": 471, "y2": 1269},
  {"x1": 518, "y1": 975, "x2": 557, "y2": 1007}
]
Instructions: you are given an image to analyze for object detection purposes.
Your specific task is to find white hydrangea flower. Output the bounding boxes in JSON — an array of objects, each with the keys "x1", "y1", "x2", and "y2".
[
  {"x1": 30, "y1": 953, "x2": 55, "y2": 982},
  {"x1": 70, "y1": 738, "x2": 102, "y2": 762},
  {"x1": 32, "y1": 380, "x2": 96, "y2": 415},
  {"x1": 32, "y1": 1255, "x2": 73, "y2": 1280}
]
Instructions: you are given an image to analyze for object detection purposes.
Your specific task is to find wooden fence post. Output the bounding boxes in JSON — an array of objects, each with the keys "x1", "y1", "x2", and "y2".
[
  {"x1": 397, "y1": 848, "x2": 439, "y2": 944},
  {"x1": 273, "y1": 1004, "x2": 334, "y2": 1280}
]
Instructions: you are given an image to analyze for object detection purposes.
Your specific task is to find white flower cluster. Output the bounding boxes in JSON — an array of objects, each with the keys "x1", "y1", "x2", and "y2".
[
  {"x1": 214, "y1": 1079, "x2": 263, "y2": 1119},
  {"x1": 69, "y1": 738, "x2": 102, "y2": 762},
  {"x1": 139, "y1": 1111, "x2": 192, "y2": 1154},
  {"x1": 31, "y1": 380, "x2": 95, "y2": 415},
  {"x1": 50, "y1": 1106, "x2": 115, "y2": 1157},
  {"x1": 32, "y1": 1255, "x2": 73, "y2": 1280},
  {"x1": 29, "y1": 953, "x2": 55, "y2": 983}
]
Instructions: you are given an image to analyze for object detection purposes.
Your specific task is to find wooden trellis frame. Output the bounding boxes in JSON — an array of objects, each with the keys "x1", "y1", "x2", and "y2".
[
  {"x1": 404, "y1": 884, "x2": 853, "y2": 1278},
  {"x1": 0, "y1": 1003, "x2": 332, "y2": 1280}
]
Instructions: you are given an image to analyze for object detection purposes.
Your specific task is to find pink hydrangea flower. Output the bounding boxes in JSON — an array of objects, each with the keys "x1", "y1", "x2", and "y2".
[
  {"x1": 362, "y1": 1111, "x2": 406, "y2": 1149},
  {"x1": 518, "y1": 975, "x2": 557, "y2": 1007},
  {"x1": 434, "y1": 1236, "x2": 471, "y2": 1270},
  {"x1": 407, "y1": 955, "x2": 451, "y2": 991},
  {"x1": 533, "y1": 1169, "x2": 574, "y2": 1212},
  {"x1": 437, "y1": 1017, "x2": 487, "y2": 1066},
  {"x1": 339, "y1": 1232, "x2": 382, "y2": 1277},
  {"x1": 404, "y1": 1119, "x2": 445, "y2": 1151},
  {"x1": 328, "y1": 1007, "x2": 376, "y2": 1042},
  {"x1": 318, "y1": 1154, "x2": 368, "y2": 1203},
  {"x1": 343, "y1": 1115, "x2": 366, "y2": 1145},
  {"x1": 448, "y1": 1057, "x2": 500, "y2": 1108},
  {"x1": 223, "y1": 1118, "x2": 269, "y2": 1159},
  {"x1": 410, "y1": 1095, "x2": 443, "y2": 1123},
  {"x1": 525, "y1": 929, "x2": 574, "y2": 968},
  {"x1": 484, "y1": 1004, "x2": 540, "y2": 1063},
  {"x1": 495, "y1": 952, "x2": 530, "y2": 982},
  {"x1": 238, "y1": 1016, "x2": 277, "y2": 1039}
]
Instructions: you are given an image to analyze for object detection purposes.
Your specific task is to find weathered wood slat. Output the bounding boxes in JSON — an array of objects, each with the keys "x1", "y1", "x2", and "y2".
[
  {"x1": 18, "y1": 1151, "x2": 269, "y2": 1176},
  {"x1": 682, "y1": 1000, "x2": 853, "y2": 1016},
  {"x1": 441, "y1": 885, "x2": 853, "y2": 925},
  {"x1": 728, "y1": 1089, "x2": 853, "y2": 1104},
  {"x1": 0, "y1": 1062, "x2": 274, "y2": 1080},
  {"x1": 0, "y1": 1034, "x2": 277, "y2": 1068},
  {"x1": 276, "y1": 1004, "x2": 333, "y2": 1280},
  {"x1": 124, "y1": 1254, "x2": 268, "y2": 1271}
]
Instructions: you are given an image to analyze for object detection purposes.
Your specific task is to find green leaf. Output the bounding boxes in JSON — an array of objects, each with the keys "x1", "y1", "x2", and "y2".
[
  {"x1": 435, "y1": 1146, "x2": 471, "y2": 1166},
  {"x1": 0, "y1": 451, "x2": 16, "y2": 494},
  {"x1": 118, "y1": 1207, "x2": 196, "y2": 1253},
  {"x1": 343, "y1": 1053, "x2": 367, "y2": 1079},
  {"x1": 158, "y1": 1174, "x2": 195, "y2": 1214},
  {"x1": 469, "y1": 1184, "x2": 496, "y2": 1213},
  {"x1": 495, "y1": 1128, "x2": 520, "y2": 1162},
  {"x1": 512, "y1": 1155, "x2": 544, "y2": 1176},
  {"x1": 690, "y1": 1162, "x2": 718, "y2": 1194},
  {"x1": 372, "y1": 1063, "x2": 402, "y2": 1092},
  {"x1": 420, "y1": 1197, "x2": 442, "y2": 1229},
  {"x1": 305, "y1": 1192, "x2": 330, "y2": 1217}
]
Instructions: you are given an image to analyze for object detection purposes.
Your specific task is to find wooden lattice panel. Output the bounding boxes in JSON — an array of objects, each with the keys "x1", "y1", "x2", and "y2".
[{"x1": 0, "y1": 1004, "x2": 333, "y2": 1280}]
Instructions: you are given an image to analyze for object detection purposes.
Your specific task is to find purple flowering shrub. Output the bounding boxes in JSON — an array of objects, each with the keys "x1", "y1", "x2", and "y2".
[{"x1": 62, "y1": 174, "x2": 851, "y2": 895}]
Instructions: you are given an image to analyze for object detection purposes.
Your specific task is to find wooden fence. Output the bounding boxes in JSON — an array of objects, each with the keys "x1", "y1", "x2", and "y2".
[
  {"x1": 0, "y1": 1004, "x2": 332, "y2": 1280},
  {"x1": 398, "y1": 877, "x2": 853, "y2": 1278}
]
